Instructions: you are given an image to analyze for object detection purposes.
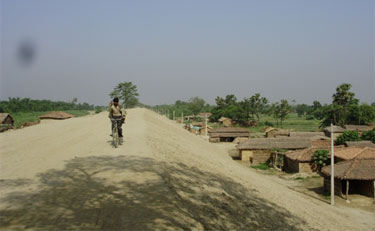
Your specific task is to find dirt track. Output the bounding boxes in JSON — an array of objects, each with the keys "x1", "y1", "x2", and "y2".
[{"x1": 0, "y1": 108, "x2": 374, "y2": 230}]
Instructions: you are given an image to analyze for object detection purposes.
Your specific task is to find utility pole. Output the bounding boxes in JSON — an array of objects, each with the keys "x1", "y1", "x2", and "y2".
[
  {"x1": 330, "y1": 123, "x2": 335, "y2": 205},
  {"x1": 173, "y1": 111, "x2": 175, "y2": 121},
  {"x1": 181, "y1": 112, "x2": 184, "y2": 125}
]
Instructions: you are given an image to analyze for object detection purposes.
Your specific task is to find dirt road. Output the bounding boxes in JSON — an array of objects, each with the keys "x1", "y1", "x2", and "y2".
[{"x1": 0, "y1": 108, "x2": 374, "y2": 230}]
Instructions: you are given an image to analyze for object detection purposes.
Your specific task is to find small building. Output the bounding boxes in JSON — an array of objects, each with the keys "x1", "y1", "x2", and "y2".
[
  {"x1": 209, "y1": 127, "x2": 250, "y2": 143},
  {"x1": 324, "y1": 125, "x2": 374, "y2": 139},
  {"x1": 0, "y1": 113, "x2": 14, "y2": 132},
  {"x1": 321, "y1": 158, "x2": 375, "y2": 199},
  {"x1": 285, "y1": 148, "x2": 320, "y2": 173},
  {"x1": 344, "y1": 125, "x2": 374, "y2": 132},
  {"x1": 265, "y1": 128, "x2": 290, "y2": 138},
  {"x1": 197, "y1": 112, "x2": 212, "y2": 120},
  {"x1": 345, "y1": 141, "x2": 375, "y2": 148},
  {"x1": 311, "y1": 138, "x2": 331, "y2": 148},
  {"x1": 199, "y1": 125, "x2": 212, "y2": 135},
  {"x1": 218, "y1": 117, "x2": 233, "y2": 127},
  {"x1": 236, "y1": 138, "x2": 312, "y2": 164},
  {"x1": 324, "y1": 126, "x2": 345, "y2": 139},
  {"x1": 39, "y1": 111, "x2": 74, "y2": 120},
  {"x1": 333, "y1": 147, "x2": 375, "y2": 162},
  {"x1": 188, "y1": 122, "x2": 203, "y2": 134}
]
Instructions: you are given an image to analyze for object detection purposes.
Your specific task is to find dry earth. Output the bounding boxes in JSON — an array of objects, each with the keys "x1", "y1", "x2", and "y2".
[{"x1": 0, "y1": 108, "x2": 374, "y2": 231}]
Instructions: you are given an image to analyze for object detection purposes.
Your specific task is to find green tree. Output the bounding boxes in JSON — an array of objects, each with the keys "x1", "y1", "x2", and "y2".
[
  {"x1": 331, "y1": 83, "x2": 359, "y2": 125},
  {"x1": 109, "y1": 82, "x2": 139, "y2": 109},
  {"x1": 335, "y1": 131, "x2": 361, "y2": 145},
  {"x1": 248, "y1": 93, "x2": 269, "y2": 122},
  {"x1": 187, "y1": 97, "x2": 206, "y2": 115},
  {"x1": 271, "y1": 100, "x2": 291, "y2": 127},
  {"x1": 358, "y1": 104, "x2": 375, "y2": 125}
]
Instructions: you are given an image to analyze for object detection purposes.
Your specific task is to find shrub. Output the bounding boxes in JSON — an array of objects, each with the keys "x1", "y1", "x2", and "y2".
[
  {"x1": 361, "y1": 130, "x2": 375, "y2": 143},
  {"x1": 335, "y1": 130, "x2": 361, "y2": 145},
  {"x1": 264, "y1": 121, "x2": 274, "y2": 127},
  {"x1": 250, "y1": 163, "x2": 269, "y2": 170},
  {"x1": 313, "y1": 150, "x2": 329, "y2": 170}
]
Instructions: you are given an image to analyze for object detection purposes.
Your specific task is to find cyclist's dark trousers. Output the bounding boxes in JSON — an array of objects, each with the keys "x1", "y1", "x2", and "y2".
[{"x1": 112, "y1": 116, "x2": 123, "y2": 136}]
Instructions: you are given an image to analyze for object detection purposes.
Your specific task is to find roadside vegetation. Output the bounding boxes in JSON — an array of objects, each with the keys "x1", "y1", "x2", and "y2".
[
  {"x1": 153, "y1": 83, "x2": 374, "y2": 133},
  {"x1": 0, "y1": 97, "x2": 100, "y2": 128}
]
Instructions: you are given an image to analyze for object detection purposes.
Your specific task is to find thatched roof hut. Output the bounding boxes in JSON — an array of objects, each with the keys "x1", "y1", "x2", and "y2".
[
  {"x1": 344, "y1": 125, "x2": 374, "y2": 132},
  {"x1": 0, "y1": 113, "x2": 14, "y2": 132},
  {"x1": 322, "y1": 158, "x2": 375, "y2": 181},
  {"x1": 333, "y1": 147, "x2": 375, "y2": 162},
  {"x1": 209, "y1": 127, "x2": 249, "y2": 142},
  {"x1": 237, "y1": 137, "x2": 312, "y2": 150},
  {"x1": 237, "y1": 138, "x2": 312, "y2": 165},
  {"x1": 40, "y1": 111, "x2": 74, "y2": 120},
  {"x1": 0, "y1": 113, "x2": 14, "y2": 124},
  {"x1": 321, "y1": 158, "x2": 375, "y2": 199},
  {"x1": 265, "y1": 128, "x2": 290, "y2": 138},
  {"x1": 324, "y1": 126, "x2": 345, "y2": 138},
  {"x1": 345, "y1": 141, "x2": 375, "y2": 148},
  {"x1": 284, "y1": 147, "x2": 329, "y2": 173},
  {"x1": 197, "y1": 112, "x2": 212, "y2": 119},
  {"x1": 218, "y1": 117, "x2": 232, "y2": 127}
]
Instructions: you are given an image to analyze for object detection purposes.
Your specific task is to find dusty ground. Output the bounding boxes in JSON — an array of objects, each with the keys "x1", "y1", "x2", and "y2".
[{"x1": 0, "y1": 108, "x2": 374, "y2": 231}]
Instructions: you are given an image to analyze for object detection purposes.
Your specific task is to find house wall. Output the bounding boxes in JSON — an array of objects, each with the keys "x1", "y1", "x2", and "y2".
[
  {"x1": 285, "y1": 159, "x2": 299, "y2": 173},
  {"x1": 299, "y1": 162, "x2": 314, "y2": 173},
  {"x1": 240, "y1": 150, "x2": 253, "y2": 162},
  {"x1": 250, "y1": 150, "x2": 272, "y2": 164},
  {"x1": 209, "y1": 137, "x2": 220, "y2": 143},
  {"x1": 345, "y1": 180, "x2": 375, "y2": 197},
  {"x1": 223, "y1": 120, "x2": 232, "y2": 127},
  {"x1": 324, "y1": 177, "x2": 343, "y2": 196},
  {"x1": 3, "y1": 117, "x2": 13, "y2": 125}
]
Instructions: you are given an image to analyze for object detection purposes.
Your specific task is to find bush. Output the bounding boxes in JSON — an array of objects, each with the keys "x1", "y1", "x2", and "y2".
[
  {"x1": 335, "y1": 130, "x2": 361, "y2": 145},
  {"x1": 361, "y1": 130, "x2": 375, "y2": 143},
  {"x1": 250, "y1": 163, "x2": 269, "y2": 170},
  {"x1": 264, "y1": 121, "x2": 274, "y2": 127},
  {"x1": 313, "y1": 150, "x2": 329, "y2": 170}
]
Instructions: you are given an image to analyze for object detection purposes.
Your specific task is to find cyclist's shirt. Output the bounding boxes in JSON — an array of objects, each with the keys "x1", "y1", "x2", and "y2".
[{"x1": 109, "y1": 105, "x2": 122, "y2": 118}]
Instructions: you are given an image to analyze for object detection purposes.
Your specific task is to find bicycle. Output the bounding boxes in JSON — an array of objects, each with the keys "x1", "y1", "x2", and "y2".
[{"x1": 111, "y1": 118, "x2": 122, "y2": 148}]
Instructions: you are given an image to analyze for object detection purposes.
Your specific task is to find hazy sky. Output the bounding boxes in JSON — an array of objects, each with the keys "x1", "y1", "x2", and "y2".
[{"x1": 1, "y1": 0, "x2": 374, "y2": 106}]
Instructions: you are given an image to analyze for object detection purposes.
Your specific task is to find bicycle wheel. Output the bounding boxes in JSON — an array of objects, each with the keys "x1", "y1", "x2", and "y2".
[{"x1": 112, "y1": 123, "x2": 119, "y2": 148}]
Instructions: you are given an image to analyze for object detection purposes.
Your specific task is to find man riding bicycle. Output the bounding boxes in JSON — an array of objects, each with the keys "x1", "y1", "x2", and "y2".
[{"x1": 108, "y1": 97, "x2": 126, "y2": 137}]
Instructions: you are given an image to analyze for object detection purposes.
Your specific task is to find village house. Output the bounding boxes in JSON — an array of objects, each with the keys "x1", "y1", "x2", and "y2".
[
  {"x1": 323, "y1": 126, "x2": 346, "y2": 139},
  {"x1": 197, "y1": 112, "x2": 212, "y2": 120},
  {"x1": 284, "y1": 148, "x2": 325, "y2": 173},
  {"x1": 39, "y1": 111, "x2": 74, "y2": 120},
  {"x1": 324, "y1": 125, "x2": 374, "y2": 139},
  {"x1": 0, "y1": 113, "x2": 14, "y2": 132},
  {"x1": 199, "y1": 125, "x2": 212, "y2": 135},
  {"x1": 218, "y1": 117, "x2": 233, "y2": 127},
  {"x1": 236, "y1": 137, "x2": 312, "y2": 164},
  {"x1": 345, "y1": 141, "x2": 375, "y2": 148},
  {"x1": 333, "y1": 147, "x2": 375, "y2": 162},
  {"x1": 321, "y1": 157, "x2": 375, "y2": 200},
  {"x1": 209, "y1": 127, "x2": 249, "y2": 143},
  {"x1": 265, "y1": 128, "x2": 290, "y2": 138}
]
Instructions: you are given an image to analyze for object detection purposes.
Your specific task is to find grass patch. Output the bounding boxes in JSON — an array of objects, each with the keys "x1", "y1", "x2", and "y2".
[
  {"x1": 250, "y1": 163, "x2": 270, "y2": 170},
  {"x1": 209, "y1": 113, "x2": 320, "y2": 132},
  {"x1": 10, "y1": 110, "x2": 89, "y2": 128},
  {"x1": 295, "y1": 177, "x2": 305, "y2": 180}
]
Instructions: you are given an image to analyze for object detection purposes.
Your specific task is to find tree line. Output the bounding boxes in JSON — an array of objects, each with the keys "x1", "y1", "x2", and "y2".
[
  {"x1": 0, "y1": 97, "x2": 96, "y2": 113},
  {"x1": 152, "y1": 83, "x2": 375, "y2": 128}
]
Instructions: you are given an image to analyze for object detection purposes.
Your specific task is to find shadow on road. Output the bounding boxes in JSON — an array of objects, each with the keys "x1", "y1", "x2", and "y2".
[{"x1": 0, "y1": 155, "x2": 310, "y2": 230}]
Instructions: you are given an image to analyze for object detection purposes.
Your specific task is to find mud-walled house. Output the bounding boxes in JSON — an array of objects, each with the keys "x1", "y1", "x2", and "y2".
[
  {"x1": 236, "y1": 138, "x2": 312, "y2": 164},
  {"x1": 209, "y1": 127, "x2": 250, "y2": 143}
]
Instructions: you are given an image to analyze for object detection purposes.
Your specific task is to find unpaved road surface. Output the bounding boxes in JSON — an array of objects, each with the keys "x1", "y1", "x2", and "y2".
[{"x1": 0, "y1": 108, "x2": 374, "y2": 231}]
